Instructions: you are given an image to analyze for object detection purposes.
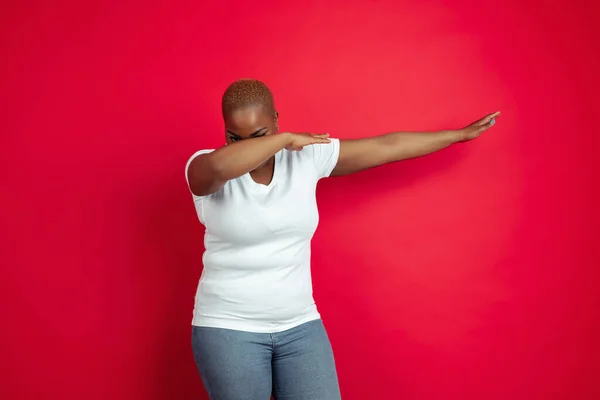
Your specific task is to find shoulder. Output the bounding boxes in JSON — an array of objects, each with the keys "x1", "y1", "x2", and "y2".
[
  {"x1": 291, "y1": 138, "x2": 340, "y2": 162},
  {"x1": 186, "y1": 149, "x2": 215, "y2": 170},
  {"x1": 185, "y1": 149, "x2": 215, "y2": 189},
  {"x1": 299, "y1": 139, "x2": 341, "y2": 179},
  {"x1": 186, "y1": 149, "x2": 215, "y2": 174}
]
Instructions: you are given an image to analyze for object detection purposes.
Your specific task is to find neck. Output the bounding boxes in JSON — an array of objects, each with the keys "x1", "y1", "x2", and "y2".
[{"x1": 255, "y1": 156, "x2": 274, "y2": 172}]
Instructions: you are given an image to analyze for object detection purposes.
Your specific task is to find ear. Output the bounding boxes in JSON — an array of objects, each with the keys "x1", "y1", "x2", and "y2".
[{"x1": 274, "y1": 111, "x2": 280, "y2": 132}]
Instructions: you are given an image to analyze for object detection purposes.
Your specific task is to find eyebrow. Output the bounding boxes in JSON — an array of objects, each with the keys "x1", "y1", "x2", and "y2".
[{"x1": 227, "y1": 127, "x2": 268, "y2": 138}]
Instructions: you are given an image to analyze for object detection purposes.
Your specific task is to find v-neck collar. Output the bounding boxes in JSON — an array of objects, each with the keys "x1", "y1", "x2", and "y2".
[{"x1": 242, "y1": 151, "x2": 280, "y2": 192}]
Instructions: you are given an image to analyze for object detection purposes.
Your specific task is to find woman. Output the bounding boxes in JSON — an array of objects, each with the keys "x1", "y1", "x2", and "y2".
[{"x1": 185, "y1": 79, "x2": 499, "y2": 400}]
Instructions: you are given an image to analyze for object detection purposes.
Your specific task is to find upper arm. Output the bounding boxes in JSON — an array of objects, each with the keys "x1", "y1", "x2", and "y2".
[
  {"x1": 332, "y1": 137, "x2": 391, "y2": 176},
  {"x1": 185, "y1": 149, "x2": 225, "y2": 196}
]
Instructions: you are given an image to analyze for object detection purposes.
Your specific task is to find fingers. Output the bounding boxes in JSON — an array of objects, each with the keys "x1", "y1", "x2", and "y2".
[
  {"x1": 303, "y1": 139, "x2": 330, "y2": 146},
  {"x1": 311, "y1": 133, "x2": 330, "y2": 143},
  {"x1": 290, "y1": 132, "x2": 329, "y2": 138},
  {"x1": 311, "y1": 137, "x2": 331, "y2": 144},
  {"x1": 303, "y1": 133, "x2": 331, "y2": 144},
  {"x1": 474, "y1": 114, "x2": 499, "y2": 135},
  {"x1": 477, "y1": 111, "x2": 501, "y2": 126},
  {"x1": 484, "y1": 111, "x2": 501, "y2": 125},
  {"x1": 285, "y1": 132, "x2": 331, "y2": 147}
]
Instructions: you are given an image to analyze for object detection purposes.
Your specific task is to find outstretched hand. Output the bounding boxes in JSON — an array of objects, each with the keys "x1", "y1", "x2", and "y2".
[
  {"x1": 282, "y1": 132, "x2": 331, "y2": 151},
  {"x1": 459, "y1": 111, "x2": 501, "y2": 141}
]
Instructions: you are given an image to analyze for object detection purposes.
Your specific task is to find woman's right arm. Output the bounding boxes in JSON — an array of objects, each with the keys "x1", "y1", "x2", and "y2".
[{"x1": 187, "y1": 132, "x2": 330, "y2": 196}]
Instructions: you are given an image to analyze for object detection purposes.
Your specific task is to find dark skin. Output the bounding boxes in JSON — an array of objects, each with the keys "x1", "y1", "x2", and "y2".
[
  {"x1": 225, "y1": 107, "x2": 280, "y2": 185},
  {"x1": 188, "y1": 106, "x2": 331, "y2": 195},
  {"x1": 187, "y1": 106, "x2": 500, "y2": 196}
]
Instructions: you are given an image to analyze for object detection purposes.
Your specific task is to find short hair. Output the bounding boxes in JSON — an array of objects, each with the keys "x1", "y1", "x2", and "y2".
[{"x1": 221, "y1": 79, "x2": 276, "y2": 117}]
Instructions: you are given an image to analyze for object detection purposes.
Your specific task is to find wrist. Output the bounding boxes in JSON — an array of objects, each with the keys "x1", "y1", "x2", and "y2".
[
  {"x1": 278, "y1": 132, "x2": 294, "y2": 147},
  {"x1": 448, "y1": 129, "x2": 465, "y2": 143}
]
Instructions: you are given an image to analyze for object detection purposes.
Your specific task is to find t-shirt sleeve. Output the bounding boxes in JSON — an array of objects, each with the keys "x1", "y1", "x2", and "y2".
[
  {"x1": 304, "y1": 138, "x2": 341, "y2": 179},
  {"x1": 185, "y1": 149, "x2": 215, "y2": 225},
  {"x1": 185, "y1": 149, "x2": 215, "y2": 195}
]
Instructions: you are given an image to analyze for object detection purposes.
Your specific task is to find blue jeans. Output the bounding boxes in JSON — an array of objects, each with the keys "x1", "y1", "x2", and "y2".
[{"x1": 191, "y1": 319, "x2": 341, "y2": 400}]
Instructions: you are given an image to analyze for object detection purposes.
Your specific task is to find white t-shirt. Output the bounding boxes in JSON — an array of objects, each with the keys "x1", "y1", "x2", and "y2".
[{"x1": 185, "y1": 139, "x2": 340, "y2": 333}]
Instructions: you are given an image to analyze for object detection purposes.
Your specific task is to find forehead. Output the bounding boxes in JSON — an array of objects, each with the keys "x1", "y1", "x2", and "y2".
[{"x1": 225, "y1": 107, "x2": 273, "y2": 135}]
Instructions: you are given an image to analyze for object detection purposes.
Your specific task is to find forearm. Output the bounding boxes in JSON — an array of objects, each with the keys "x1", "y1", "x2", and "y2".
[
  {"x1": 201, "y1": 133, "x2": 291, "y2": 180},
  {"x1": 333, "y1": 130, "x2": 462, "y2": 176},
  {"x1": 378, "y1": 130, "x2": 462, "y2": 163},
  {"x1": 333, "y1": 112, "x2": 498, "y2": 176}
]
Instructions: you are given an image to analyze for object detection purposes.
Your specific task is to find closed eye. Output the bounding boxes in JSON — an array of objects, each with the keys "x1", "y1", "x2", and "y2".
[
  {"x1": 227, "y1": 127, "x2": 268, "y2": 142},
  {"x1": 230, "y1": 133, "x2": 266, "y2": 142}
]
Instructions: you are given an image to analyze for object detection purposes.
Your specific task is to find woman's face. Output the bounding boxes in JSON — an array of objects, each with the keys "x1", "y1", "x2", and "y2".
[{"x1": 224, "y1": 106, "x2": 278, "y2": 145}]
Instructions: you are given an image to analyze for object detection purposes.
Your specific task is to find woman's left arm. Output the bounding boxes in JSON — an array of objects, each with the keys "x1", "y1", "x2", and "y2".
[{"x1": 331, "y1": 111, "x2": 500, "y2": 176}]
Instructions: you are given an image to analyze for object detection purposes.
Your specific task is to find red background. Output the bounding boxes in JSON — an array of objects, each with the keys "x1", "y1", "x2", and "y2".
[{"x1": 2, "y1": 0, "x2": 599, "y2": 399}]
